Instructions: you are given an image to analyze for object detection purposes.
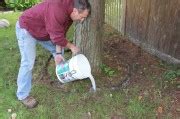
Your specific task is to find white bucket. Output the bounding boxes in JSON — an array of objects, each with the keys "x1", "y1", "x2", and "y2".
[{"x1": 56, "y1": 54, "x2": 96, "y2": 90}]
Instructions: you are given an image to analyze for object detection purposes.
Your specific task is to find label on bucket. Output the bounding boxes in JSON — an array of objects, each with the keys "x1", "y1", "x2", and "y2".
[{"x1": 56, "y1": 61, "x2": 77, "y2": 83}]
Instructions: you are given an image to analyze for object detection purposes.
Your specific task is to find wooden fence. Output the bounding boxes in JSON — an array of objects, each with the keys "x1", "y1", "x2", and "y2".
[
  {"x1": 105, "y1": 0, "x2": 180, "y2": 64},
  {"x1": 105, "y1": 0, "x2": 121, "y2": 32}
]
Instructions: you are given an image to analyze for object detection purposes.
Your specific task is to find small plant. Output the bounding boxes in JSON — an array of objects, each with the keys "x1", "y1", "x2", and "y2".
[
  {"x1": 163, "y1": 69, "x2": 180, "y2": 80},
  {"x1": 100, "y1": 64, "x2": 116, "y2": 77}
]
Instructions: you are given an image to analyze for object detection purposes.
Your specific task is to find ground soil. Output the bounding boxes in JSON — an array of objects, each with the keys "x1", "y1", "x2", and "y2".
[{"x1": 102, "y1": 26, "x2": 180, "y2": 118}]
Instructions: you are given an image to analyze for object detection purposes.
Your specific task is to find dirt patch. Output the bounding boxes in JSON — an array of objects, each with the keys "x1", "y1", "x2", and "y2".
[
  {"x1": 102, "y1": 26, "x2": 179, "y2": 118},
  {"x1": 102, "y1": 28, "x2": 164, "y2": 89}
]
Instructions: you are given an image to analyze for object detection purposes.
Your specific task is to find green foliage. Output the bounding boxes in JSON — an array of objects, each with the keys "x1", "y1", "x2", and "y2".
[
  {"x1": 176, "y1": 69, "x2": 180, "y2": 76},
  {"x1": 163, "y1": 69, "x2": 180, "y2": 81},
  {"x1": 6, "y1": 0, "x2": 40, "y2": 11},
  {"x1": 100, "y1": 64, "x2": 116, "y2": 77}
]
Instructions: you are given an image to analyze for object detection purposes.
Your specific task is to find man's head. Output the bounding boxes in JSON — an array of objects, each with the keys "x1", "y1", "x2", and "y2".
[{"x1": 70, "y1": 0, "x2": 91, "y2": 22}]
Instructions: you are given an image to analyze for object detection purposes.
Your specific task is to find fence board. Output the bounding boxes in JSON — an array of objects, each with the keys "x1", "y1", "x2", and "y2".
[{"x1": 105, "y1": 0, "x2": 122, "y2": 33}]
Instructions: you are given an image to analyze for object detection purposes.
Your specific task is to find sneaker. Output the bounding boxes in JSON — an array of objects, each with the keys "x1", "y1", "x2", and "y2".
[{"x1": 21, "y1": 96, "x2": 38, "y2": 108}]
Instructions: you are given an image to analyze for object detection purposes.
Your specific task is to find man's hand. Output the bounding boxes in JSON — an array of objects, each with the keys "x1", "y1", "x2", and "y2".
[
  {"x1": 66, "y1": 42, "x2": 80, "y2": 55},
  {"x1": 70, "y1": 44, "x2": 80, "y2": 55},
  {"x1": 55, "y1": 54, "x2": 64, "y2": 65}
]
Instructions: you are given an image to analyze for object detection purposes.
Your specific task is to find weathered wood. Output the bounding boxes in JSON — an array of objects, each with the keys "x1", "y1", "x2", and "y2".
[
  {"x1": 105, "y1": 0, "x2": 122, "y2": 32},
  {"x1": 120, "y1": 0, "x2": 126, "y2": 35},
  {"x1": 125, "y1": 0, "x2": 180, "y2": 63},
  {"x1": 74, "y1": 0, "x2": 104, "y2": 73}
]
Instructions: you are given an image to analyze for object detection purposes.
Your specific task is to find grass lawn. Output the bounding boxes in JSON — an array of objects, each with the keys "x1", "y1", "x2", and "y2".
[{"x1": 0, "y1": 12, "x2": 179, "y2": 119}]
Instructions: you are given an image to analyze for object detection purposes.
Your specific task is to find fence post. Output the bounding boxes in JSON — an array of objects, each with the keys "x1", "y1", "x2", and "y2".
[{"x1": 120, "y1": 0, "x2": 126, "y2": 36}]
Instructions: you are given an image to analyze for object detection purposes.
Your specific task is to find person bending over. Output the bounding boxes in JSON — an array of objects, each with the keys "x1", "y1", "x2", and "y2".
[{"x1": 15, "y1": 0, "x2": 91, "y2": 108}]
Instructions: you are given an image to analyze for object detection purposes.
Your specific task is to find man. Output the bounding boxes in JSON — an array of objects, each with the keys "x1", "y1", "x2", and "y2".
[{"x1": 15, "y1": 0, "x2": 91, "y2": 108}]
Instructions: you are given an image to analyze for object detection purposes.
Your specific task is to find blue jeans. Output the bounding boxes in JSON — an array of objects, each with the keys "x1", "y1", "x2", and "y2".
[{"x1": 16, "y1": 21, "x2": 56, "y2": 100}]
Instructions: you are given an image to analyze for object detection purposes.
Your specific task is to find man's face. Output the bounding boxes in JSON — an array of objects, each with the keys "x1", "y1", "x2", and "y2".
[{"x1": 70, "y1": 8, "x2": 89, "y2": 22}]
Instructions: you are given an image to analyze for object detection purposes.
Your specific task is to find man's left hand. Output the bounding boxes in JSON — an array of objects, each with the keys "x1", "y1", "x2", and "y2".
[{"x1": 55, "y1": 54, "x2": 64, "y2": 65}]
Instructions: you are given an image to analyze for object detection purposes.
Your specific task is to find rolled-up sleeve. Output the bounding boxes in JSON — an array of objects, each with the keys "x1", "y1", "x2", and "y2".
[{"x1": 45, "y1": 3, "x2": 68, "y2": 47}]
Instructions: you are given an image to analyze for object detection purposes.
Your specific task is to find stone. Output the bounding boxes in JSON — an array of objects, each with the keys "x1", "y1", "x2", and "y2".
[{"x1": 0, "y1": 19, "x2": 10, "y2": 28}]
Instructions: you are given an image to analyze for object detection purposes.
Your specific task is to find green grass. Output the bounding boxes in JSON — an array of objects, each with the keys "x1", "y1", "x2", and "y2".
[{"x1": 0, "y1": 12, "x2": 176, "y2": 119}]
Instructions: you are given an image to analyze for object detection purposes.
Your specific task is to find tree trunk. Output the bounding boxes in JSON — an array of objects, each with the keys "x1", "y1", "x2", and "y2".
[{"x1": 74, "y1": 0, "x2": 105, "y2": 73}]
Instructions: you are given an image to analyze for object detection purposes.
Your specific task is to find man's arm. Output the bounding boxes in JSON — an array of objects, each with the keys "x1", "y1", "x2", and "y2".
[
  {"x1": 54, "y1": 45, "x2": 64, "y2": 65},
  {"x1": 56, "y1": 45, "x2": 62, "y2": 53}
]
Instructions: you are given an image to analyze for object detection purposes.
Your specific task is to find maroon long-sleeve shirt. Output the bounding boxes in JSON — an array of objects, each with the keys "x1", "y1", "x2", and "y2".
[{"x1": 19, "y1": 0, "x2": 74, "y2": 47}]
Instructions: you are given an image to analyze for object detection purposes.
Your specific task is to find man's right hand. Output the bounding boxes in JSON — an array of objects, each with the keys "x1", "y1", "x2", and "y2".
[
  {"x1": 70, "y1": 44, "x2": 80, "y2": 55},
  {"x1": 66, "y1": 42, "x2": 80, "y2": 55}
]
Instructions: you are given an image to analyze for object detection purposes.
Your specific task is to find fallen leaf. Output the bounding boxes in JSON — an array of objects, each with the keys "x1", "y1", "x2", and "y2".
[
  {"x1": 176, "y1": 108, "x2": 180, "y2": 112},
  {"x1": 7, "y1": 109, "x2": 12, "y2": 113},
  {"x1": 87, "y1": 112, "x2": 91, "y2": 118},
  {"x1": 157, "y1": 107, "x2": 163, "y2": 114},
  {"x1": 177, "y1": 84, "x2": 180, "y2": 89},
  {"x1": 138, "y1": 96, "x2": 143, "y2": 100},
  {"x1": 11, "y1": 113, "x2": 17, "y2": 119}
]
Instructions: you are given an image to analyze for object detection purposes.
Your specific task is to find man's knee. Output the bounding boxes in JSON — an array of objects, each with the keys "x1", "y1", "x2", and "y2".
[{"x1": 20, "y1": 61, "x2": 34, "y2": 71}]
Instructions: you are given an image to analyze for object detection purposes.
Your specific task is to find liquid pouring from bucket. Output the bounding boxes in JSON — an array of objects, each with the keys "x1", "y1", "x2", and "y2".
[{"x1": 56, "y1": 54, "x2": 96, "y2": 91}]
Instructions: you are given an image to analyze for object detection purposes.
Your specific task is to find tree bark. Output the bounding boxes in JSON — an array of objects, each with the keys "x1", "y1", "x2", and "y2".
[{"x1": 74, "y1": 0, "x2": 105, "y2": 73}]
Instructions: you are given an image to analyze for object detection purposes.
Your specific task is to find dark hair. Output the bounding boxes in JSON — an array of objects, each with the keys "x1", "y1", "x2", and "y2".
[{"x1": 74, "y1": 0, "x2": 91, "y2": 13}]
